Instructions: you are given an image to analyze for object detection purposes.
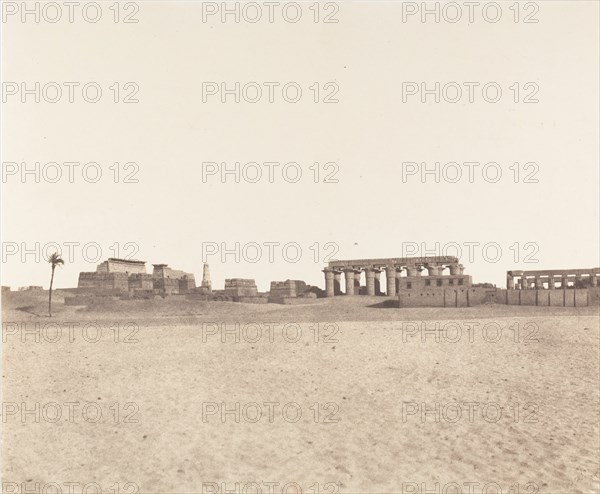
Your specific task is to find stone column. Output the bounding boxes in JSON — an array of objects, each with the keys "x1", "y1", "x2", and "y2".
[
  {"x1": 374, "y1": 270, "x2": 381, "y2": 295},
  {"x1": 591, "y1": 275, "x2": 598, "y2": 287},
  {"x1": 507, "y1": 274, "x2": 514, "y2": 289},
  {"x1": 333, "y1": 271, "x2": 342, "y2": 295},
  {"x1": 201, "y1": 263, "x2": 212, "y2": 291},
  {"x1": 354, "y1": 270, "x2": 362, "y2": 295},
  {"x1": 576, "y1": 274, "x2": 583, "y2": 288},
  {"x1": 535, "y1": 276, "x2": 543, "y2": 289},
  {"x1": 323, "y1": 268, "x2": 334, "y2": 297},
  {"x1": 449, "y1": 264, "x2": 460, "y2": 276},
  {"x1": 562, "y1": 275, "x2": 568, "y2": 288},
  {"x1": 426, "y1": 265, "x2": 440, "y2": 276},
  {"x1": 344, "y1": 269, "x2": 355, "y2": 296},
  {"x1": 386, "y1": 266, "x2": 396, "y2": 297},
  {"x1": 395, "y1": 270, "x2": 403, "y2": 292},
  {"x1": 521, "y1": 276, "x2": 527, "y2": 290},
  {"x1": 406, "y1": 266, "x2": 418, "y2": 277},
  {"x1": 548, "y1": 275, "x2": 555, "y2": 290},
  {"x1": 365, "y1": 268, "x2": 376, "y2": 296}
]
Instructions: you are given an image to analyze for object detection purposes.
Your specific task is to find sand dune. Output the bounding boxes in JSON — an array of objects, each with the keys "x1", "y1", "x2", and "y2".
[{"x1": 2, "y1": 292, "x2": 599, "y2": 493}]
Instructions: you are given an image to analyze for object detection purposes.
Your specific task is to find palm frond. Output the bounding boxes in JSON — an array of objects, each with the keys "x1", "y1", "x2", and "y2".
[{"x1": 48, "y1": 252, "x2": 65, "y2": 266}]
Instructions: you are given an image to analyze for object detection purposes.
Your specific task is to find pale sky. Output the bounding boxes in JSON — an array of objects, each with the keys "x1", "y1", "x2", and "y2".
[{"x1": 2, "y1": 1, "x2": 599, "y2": 291}]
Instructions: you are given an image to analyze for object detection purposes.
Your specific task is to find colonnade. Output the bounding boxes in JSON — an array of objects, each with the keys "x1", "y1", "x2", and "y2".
[
  {"x1": 323, "y1": 262, "x2": 465, "y2": 297},
  {"x1": 507, "y1": 269, "x2": 599, "y2": 290}
]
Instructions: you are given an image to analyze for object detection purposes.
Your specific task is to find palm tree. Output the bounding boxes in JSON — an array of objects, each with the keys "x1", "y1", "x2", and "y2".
[{"x1": 48, "y1": 252, "x2": 64, "y2": 317}]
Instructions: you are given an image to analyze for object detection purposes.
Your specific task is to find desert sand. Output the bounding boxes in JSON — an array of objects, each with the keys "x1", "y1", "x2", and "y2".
[{"x1": 2, "y1": 290, "x2": 599, "y2": 494}]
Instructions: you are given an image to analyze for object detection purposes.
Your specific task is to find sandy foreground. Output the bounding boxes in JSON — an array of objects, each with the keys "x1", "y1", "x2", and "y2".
[{"x1": 2, "y1": 291, "x2": 599, "y2": 494}]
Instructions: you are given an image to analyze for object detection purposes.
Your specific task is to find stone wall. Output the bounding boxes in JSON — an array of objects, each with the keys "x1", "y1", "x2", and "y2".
[
  {"x1": 78, "y1": 272, "x2": 129, "y2": 292},
  {"x1": 270, "y1": 280, "x2": 298, "y2": 299},
  {"x1": 97, "y1": 259, "x2": 146, "y2": 275},
  {"x1": 224, "y1": 279, "x2": 258, "y2": 298},
  {"x1": 179, "y1": 276, "x2": 196, "y2": 293},
  {"x1": 154, "y1": 278, "x2": 180, "y2": 296},
  {"x1": 152, "y1": 265, "x2": 196, "y2": 295},
  {"x1": 397, "y1": 275, "x2": 472, "y2": 291},
  {"x1": 398, "y1": 287, "x2": 490, "y2": 308},
  {"x1": 496, "y1": 288, "x2": 592, "y2": 307},
  {"x1": 399, "y1": 287, "x2": 597, "y2": 308},
  {"x1": 128, "y1": 273, "x2": 154, "y2": 291},
  {"x1": 269, "y1": 280, "x2": 311, "y2": 302}
]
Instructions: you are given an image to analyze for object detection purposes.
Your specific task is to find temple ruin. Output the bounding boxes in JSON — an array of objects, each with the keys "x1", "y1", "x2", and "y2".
[
  {"x1": 322, "y1": 257, "x2": 600, "y2": 307},
  {"x1": 323, "y1": 256, "x2": 468, "y2": 297},
  {"x1": 496, "y1": 268, "x2": 600, "y2": 307},
  {"x1": 78, "y1": 258, "x2": 196, "y2": 297},
  {"x1": 62, "y1": 255, "x2": 600, "y2": 308},
  {"x1": 152, "y1": 264, "x2": 196, "y2": 295},
  {"x1": 268, "y1": 280, "x2": 318, "y2": 304},
  {"x1": 201, "y1": 263, "x2": 212, "y2": 292},
  {"x1": 507, "y1": 269, "x2": 599, "y2": 290}
]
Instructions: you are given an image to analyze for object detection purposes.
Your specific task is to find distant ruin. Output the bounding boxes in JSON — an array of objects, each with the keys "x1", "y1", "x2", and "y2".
[
  {"x1": 17, "y1": 285, "x2": 43, "y2": 292},
  {"x1": 10, "y1": 253, "x2": 597, "y2": 309},
  {"x1": 322, "y1": 257, "x2": 600, "y2": 308},
  {"x1": 323, "y1": 256, "x2": 468, "y2": 297},
  {"x1": 201, "y1": 263, "x2": 212, "y2": 292},
  {"x1": 507, "y1": 268, "x2": 599, "y2": 290},
  {"x1": 77, "y1": 258, "x2": 196, "y2": 297},
  {"x1": 268, "y1": 280, "x2": 318, "y2": 304}
]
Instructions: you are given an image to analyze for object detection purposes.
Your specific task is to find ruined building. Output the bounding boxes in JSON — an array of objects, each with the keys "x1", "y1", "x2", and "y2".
[
  {"x1": 323, "y1": 256, "x2": 469, "y2": 297},
  {"x1": 77, "y1": 258, "x2": 196, "y2": 297},
  {"x1": 200, "y1": 263, "x2": 212, "y2": 292},
  {"x1": 268, "y1": 280, "x2": 318, "y2": 304},
  {"x1": 223, "y1": 279, "x2": 260, "y2": 301},
  {"x1": 152, "y1": 264, "x2": 196, "y2": 296},
  {"x1": 501, "y1": 268, "x2": 600, "y2": 307},
  {"x1": 507, "y1": 268, "x2": 599, "y2": 290},
  {"x1": 322, "y1": 257, "x2": 600, "y2": 308}
]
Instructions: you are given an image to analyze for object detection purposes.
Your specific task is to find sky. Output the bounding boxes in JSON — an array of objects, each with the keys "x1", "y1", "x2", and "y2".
[{"x1": 2, "y1": 1, "x2": 599, "y2": 291}]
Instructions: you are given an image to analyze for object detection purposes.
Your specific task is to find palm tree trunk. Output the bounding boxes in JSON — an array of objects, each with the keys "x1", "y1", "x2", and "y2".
[{"x1": 49, "y1": 265, "x2": 55, "y2": 317}]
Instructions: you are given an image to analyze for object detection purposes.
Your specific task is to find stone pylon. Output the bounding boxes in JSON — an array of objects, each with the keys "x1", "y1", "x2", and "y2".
[{"x1": 201, "y1": 263, "x2": 212, "y2": 292}]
